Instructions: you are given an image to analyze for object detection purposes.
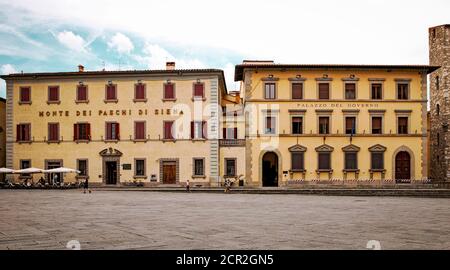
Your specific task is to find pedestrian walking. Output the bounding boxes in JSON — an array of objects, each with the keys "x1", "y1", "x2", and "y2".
[
  {"x1": 186, "y1": 179, "x2": 190, "y2": 192},
  {"x1": 83, "y1": 178, "x2": 91, "y2": 194}
]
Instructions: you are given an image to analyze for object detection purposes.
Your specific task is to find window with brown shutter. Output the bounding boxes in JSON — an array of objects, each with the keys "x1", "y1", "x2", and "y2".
[
  {"x1": 134, "y1": 83, "x2": 146, "y2": 101},
  {"x1": 76, "y1": 85, "x2": 88, "y2": 102},
  {"x1": 372, "y1": 117, "x2": 382, "y2": 134},
  {"x1": 371, "y1": 84, "x2": 382, "y2": 99},
  {"x1": 345, "y1": 117, "x2": 356, "y2": 134},
  {"x1": 16, "y1": 124, "x2": 31, "y2": 142},
  {"x1": 292, "y1": 83, "x2": 303, "y2": 99},
  {"x1": 292, "y1": 117, "x2": 303, "y2": 134},
  {"x1": 397, "y1": 84, "x2": 409, "y2": 100},
  {"x1": 291, "y1": 152, "x2": 304, "y2": 171},
  {"x1": 164, "y1": 121, "x2": 174, "y2": 140},
  {"x1": 264, "y1": 83, "x2": 276, "y2": 99},
  {"x1": 371, "y1": 152, "x2": 384, "y2": 170},
  {"x1": 106, "y1": 122, "x2": 120, "y2": 140},
  {"x1": 48, "y1": 86, "x2": 59, "y2": 102},
  {"x1": 318, "y1": 153, "x2": 331, "y2": 170},
  {"x1": 318, "y1": 83, "x2": 329, "y2": 99},
  {"x1": 164, "y1": 83, "x2": 175, "y2": 99},
  {"x1": 398, "y1": 117, "x2": 408, "y2": 134},
  {"x1": 105, "y1": 84, "x2": 117, "y2": 101},
  {"x1": 134, "y1": 121, "x2": 146, "y2": 140},
  {"x1": 193, "y1": 83, "x2": 204, "y2": 98},
  {"x1": 319, "y1": 117, "x2": 329, "y2": 134},
  {"x1": 344, "y1": 152, "x2": 357, "y2": 170},
  {"x1": 20, "y1": 87, "x2": 31, "y2": 103},
  {"x1": 265, "y1": 116, "x2": 275, "y2": 134},
  {"x1": 345, "y1": 83, "x2": 356, "y2": 99},
  {"x1": 74, "y1": 123, "x2": 90, "y2": 141},
  {"x1": 48, "y1": 123, "x2": 59, "y2": 142}
]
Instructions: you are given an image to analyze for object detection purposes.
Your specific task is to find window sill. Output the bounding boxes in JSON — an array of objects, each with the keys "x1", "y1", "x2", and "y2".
[
  {"x1": 75, "y1": 139, "x2": 90, "y2": 143},
  {"x1": 104, "y1": 99, "x2": 118, "y2": 103},
  {"x1": 224, "y1": 175, "x2": 237, "y2": 178},
  {"x1": 18, "y1": 101, "x2": 32, "y2": 105},
  {"x1": 162, "y1": 139, "x2": 176, "y2": 142},
  {"x1": 316, "y1": 169, "x2": 333, "y2": 173},
  {"x1": 192, "y1": 175, "x2": 206, "y2": 179},
  {"x1": 191, "y1": 97, "x2": 206, "y2": 102},
  {"x1": 47, "y1": 140, "x2": 61, "y2": 144},
  {"x1": 369, "y1": 169, "x2": 386, "y2": 173},
  {"x1": 75, "y1": 100, "x2": 89, "y2": 104},
  {"x1": 192, "y1": 138, "x2": 206, "y2": 142},
  {"x1": 290, "y1": 169, "x2": 306, "y2": 173},
  {"x1": 162, "y1": 98, "x2": 177, "y2": 102},
  {"x1": 133, "y1": 99, "x2": 147, "y2": 103},
  {"x1": 47, "y1": 101, "x2": 61, "y2": 105},
  {"x1": 104, "y1": 139, "x2": 119, "y2": 143},
  {"x1": 343, "y1": 169, "x2": 360, "y2": 173},
  {"x1": 17, "y1": 140, "x2": 32, "y2": 144},
  {"x1": 133, "y1": 175, "x2": 147, "y2": 179},
  {"x1": 133, "y1": 139, "x2": 148, "y2": 143}
]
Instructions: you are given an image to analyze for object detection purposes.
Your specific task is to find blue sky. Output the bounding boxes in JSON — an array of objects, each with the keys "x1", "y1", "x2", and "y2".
[{"x1": 1, "y1": 0, "x2": 450, "y2": 98}]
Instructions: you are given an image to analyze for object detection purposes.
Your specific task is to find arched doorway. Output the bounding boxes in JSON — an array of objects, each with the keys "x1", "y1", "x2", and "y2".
[
  {"x1": 395, "y1": 151, "x2": 411, "y2": 181},
  {"x1": 262, "y1": 152, "x2": 278, "y2": 187}
]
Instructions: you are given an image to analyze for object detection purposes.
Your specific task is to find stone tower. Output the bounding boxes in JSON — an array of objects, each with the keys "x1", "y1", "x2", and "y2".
[{"x1": 429, "y1": 24, "x2": 450, "y2": 181}]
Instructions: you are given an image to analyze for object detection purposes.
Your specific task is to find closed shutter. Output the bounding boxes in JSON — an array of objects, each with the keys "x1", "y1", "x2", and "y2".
[
  {"x1": 318, "y1": 153, "x2": 330, "y2": 170},
  {"x1": 135, "y1": 122, "x2": 145, "y2": 139},
  {"x1": 223, "y1": 128, "x2": 227, "y2": 139},
  {"x1": 49, "y1": 86, "x2": 59, "y2": 101},
  {"x1": 194, "y1": 83, "x2": 204, "y2": 97},
  {"x1": 346, "y1": 117, "x2": 355, "y2": 134},
  {"x1": 345, "y1": 83, "x2": 356, "y2": 99},
  {"x1": 106, "y1": 85, "x2": 116, "y2": 100},
  {"x1": 371, "y1": 153, "x2": 384, "y2": 169},
  {"x1": 266, "y1": 117, "x2": 273, "y2": 133},
  {"x1": 292, "y1": 83, "x2": 303, "y2": 99},
  {"x1": 86, "y1": 124, "x2": 91, "y2": 140},
  {"x1": 164, "y1": 122, "x2": 173, "y2": 139},
  {"x1": 292, "y1": 153, "x2": 304, "y2": 170},
  {"x1": 16, "y1": 125, "x2": 20, "y2": 141},
  {"x1": 164, "y1": 83, "x2": 174, "y2": 99},
  {"x1": 319, "y1": 83, "x2": 329, "y2": 99},
  {"x1": 21, "y1": 87, "x2": 30, "y2": 102},
  {"x1": 345, "y1": 152, "x2": 357, "y2": 170},
  {"x1": 191, "y1": 122, "x2": 195, "y2": 139},
  {"x1": 135, "y1": 84, "x2": 145, "y2": 99},
  {"x1": 398, "y1": 117, "x2": 408, "y2": 134},
  {"x1": 73, "y1": 124, "x2": 78, "y2": 140},
  {"x1": 234, "y1": 128, "x2": 238, "y2": 139},
  {"x1": 77, "y1": 85, "x2": 87, "y2": 101},
  {"x1": 372, "y1": 117, "x2": 382, "y2": 133},
  {"x1": 116, "y1": 123, "x2": 120, "y2": 139}
]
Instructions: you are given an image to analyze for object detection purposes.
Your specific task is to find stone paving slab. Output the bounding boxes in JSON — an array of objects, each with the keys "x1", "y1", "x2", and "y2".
[{"x1": 0, "y1": 190, "x2": 449, "y2": 250}]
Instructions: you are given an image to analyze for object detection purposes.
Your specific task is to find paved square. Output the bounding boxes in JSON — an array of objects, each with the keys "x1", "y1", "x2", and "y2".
[{"x1": 0, "y1": 190, "x2": 449, "y2": 250}]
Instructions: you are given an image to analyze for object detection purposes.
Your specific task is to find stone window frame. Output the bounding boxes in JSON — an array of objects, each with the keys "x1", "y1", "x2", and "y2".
[
  {"x1": 316, "y1": 77, "x2": 333, "y2": 100},
  {"x1": 192, "y1": 157, "x2": 206, "y2": 178},
  {"x1": 368, "y1": 144, "x2": 387, "y2": 178},
  {"x1": 133, "y1": 120, "x2": 147, "y2": 142},
  {"x1": 19, "y1": 86, "x2": 32, "y2": 105},
  {"x1": 159, "y1": 158, "x2": 180, "y2": 184},
  {"x1": 261, "y1": 109, "x2": 279, "y2": 135},
  {"x1": 47, "y1": 85, "x2": 61, "y2": 104},
  {"x1": 134, "y1": 158, "x2": 147, "y2": 179},
  {"x1": 315, "y1": 144, "x2": 334, "y2": 173},
  {"x1": 288, "y1": 144, "x2": 307, "y2": 173},
  {"x1": 342, "y1": 144, "x2": 361, "y2": 172},
  {"x1": 19, "y1": 159, "x2": 32, "y2": 179},
  {"x1": 104, "y1": 83, "x2": 118, "y2": 103},
  {"x1": 395, "y1": 110, "x2": 412, "y2": 135},
  {"x1": 262, "y1": 80, "x2": 278, "y2": 100},
  {"x1": 192, "y1": 81, "x2": 206, "y2": 101},
  {"x1": 16, "y1": 122, "x2": 32, "y2": 143},
  {"x1": 75, "y1": 84, "x2": 89, "y2": 104},
  {"x1": 289, "y1": 111, "x2": 305, "y2": 135},
  {"x1": 316, "y1": 109, "x2": 333, "y2": 135},
  {"x1": 342, "y1": 77, "x2": 359, "y2": 100},
  {"x1": 76, "y1": 158, "x2": 89, "y2": 179},
  {"x1": 133, "y1": 82, "x2": 147, "y2": 103},
  {"x1": 369, "y1": 109, "x2": 385, "y2": 135},
  {"x1": 224, "y1": 158, "x2": 237, "y2": 177},
  {"x1": 45, "y1": 159, "x2": 64, "y2": 182},
  {"x1": 47, "y1": 122, "x2": 60, "y2": 143},
  {"x1": 104, "y1": 121, "x2": 120, "y2": 142},
  {"x1": 288, "y1": 77, "x2": 306, "y2": 100},
  {"x1": 395, "y1": 78, "x2": 411, "y2": 100},
  {"x1": 162, "y1": 82, "x2": 177, "y2": 101},
  {"x1": 342, "y1": 109, "x2": 359, "y2": 135},
  {"x1": 369, "y1": 78, "x2": 385, "y2": 100}
]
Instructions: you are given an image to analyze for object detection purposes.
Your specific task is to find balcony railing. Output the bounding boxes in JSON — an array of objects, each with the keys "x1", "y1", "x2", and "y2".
[{"x1": 219, "y1": 139, "x2": 246, "y2": 147}]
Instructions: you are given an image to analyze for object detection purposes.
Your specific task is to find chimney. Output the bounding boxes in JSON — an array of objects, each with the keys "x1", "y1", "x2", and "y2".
[
  {"x1": 78, "y1": 65, "x2": 84, "y2": 72},
  {"x1": 166, "y1": 62, "x2": 175, "y2": 70}
]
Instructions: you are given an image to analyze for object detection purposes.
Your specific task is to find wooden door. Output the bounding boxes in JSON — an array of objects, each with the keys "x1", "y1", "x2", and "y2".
[
  {"x1": 106, "y1": 161, "x2": 118, "y2": 185},
  {"x1": 395, "y1": 151, "x2": 411, "y2": 181},
  {"x1": 163, "y1": 163, "x2": 176, "y2": 184}
]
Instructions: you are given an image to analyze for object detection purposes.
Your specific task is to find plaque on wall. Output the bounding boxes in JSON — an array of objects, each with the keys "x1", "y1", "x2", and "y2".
[{"x1": 122, "y1": 164, "x2": 132, "y2": 170}]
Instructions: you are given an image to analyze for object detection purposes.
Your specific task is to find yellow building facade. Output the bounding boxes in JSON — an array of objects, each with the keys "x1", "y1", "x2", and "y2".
[
  {"x1": 235, "y1": 61, "x2": 438, "y2": 186},
  {"x1": 1, "y1": 64, "x2": 245, "y2": 186}
]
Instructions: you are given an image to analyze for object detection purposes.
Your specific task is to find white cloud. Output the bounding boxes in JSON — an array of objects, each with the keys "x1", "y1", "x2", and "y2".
[
  {"x1": 56, "y1": 31, "x2": 87, "y2": 53},
  {"x1": 1, "y1": 63, "x2": 17, "y2": 75},
  {"x1": 135, "y1": 43, "x2": 204, "y2": 69},
  {"x1": 108, "y1": 33, "x2": 134, "y2": 54}
]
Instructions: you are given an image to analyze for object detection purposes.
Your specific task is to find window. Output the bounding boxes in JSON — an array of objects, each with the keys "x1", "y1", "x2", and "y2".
[
  {"x1": 318, "y1": 117, "x2": 330, "y2": 134},
  {"x1": 371, "y1": 152, "x2": 384, "y2": 170},
  {"x1": 371, "y1": 83, "x2": 382, "y2": 99},
  {"x1": 134, "y1": 121, "x2": 146, "y2": 140},
  {"x1": 437, "y1": 104, "x2": 440, "y2": 116},
  {"x1": 76, "y1": 85, "x2": 88, "y2": 102},
  {"x1": 19, "y1": 87, "x2": 31, "y2": 103},
  {"x1": 193, "y1": 158, "x2": 205, "y2": 176},
  {"x1": 77, "y1": 159, "x2": 88, "y2": 177},
  {"x1": 223, "y1": 127, "x2": 237, "y2": 139},
  {"x1": 48, "y1": 86, "x2": 59, "y2": 102},
  {"x1": 292, "y1": 83, "x2": 303, "y2": 99},
  {"x1": 437, "y1": 132, "x2": 440, "y2": 145},
  {"x1": 135, "y1": 159, "x2": 146, "y2": 176},
  {"x1": 345, "y1": 117, "x2": 356, "y2": 135},
  {"x1": 291, "y1": 152, "x2": 304, "y2": 171},
  {"x1": 20, "y1": 160, "x2": 31, "y2": 178},
  {"x1": 265, "y1": 116, "x2": 276, "y2": 134},
  {"x1": 318, "y1": 153, "x2": 331, "y2": 170},
  {"x1": 264, "y1": 83, "x2": 276, "y2": 99},
  {"x1": 16, "y1": 124, "x2": 31, "y2": 142},
  {"x1": 134, "y1": 83, "x2": 146, "y2": 101},
  {"x1": 225, "y1": 159, "x2": 236, "y2": 176},
  {"x1": 74, "y1": 123, "x2": 91, "y2": 141},
  {"x1": 106, "y1": 122, "x2": 120, "y2": 140},
  {"x1": 191, "y1": 121, "x2": 207, "y2": 139},
  {"x1": 292, "y1": 117, "x2": 303, "y2": 134},
  {"x1": 436, "y1": 76, "x2": 440, "y2": 90},
  {"x1": 397, "y1": 83, "x2": 409, "y2": 100},
  {"x1": 164, "y1": 121, "x2": 174, "y2": 140},
  {"x1": 318, "y1": 83, "x2": 329, "y2": 99},
  {"x1": 345, "y1": 83, "x2": 356, "y2": 99},
  {"x1": 344, "y1": 152, "x2": 357, "y2": 170},
  {"x1": 371, "y1": 117, "x2": 382, "y2": 134},
  {"x1": 48, "y1": 123, "x2": 59, "y2": 142},
  {"x1": 398, "y1": 117, "x2": 408, "y2": 134},
  {"x1": 105, "y1": 84, "x2": 117, "y2": 101},
  {"x1": 193, "y1": 83, "x2": 204, "y2": 98},
  {"x1": 164, "y1": 83, "x2": 175, "y2": 99}
]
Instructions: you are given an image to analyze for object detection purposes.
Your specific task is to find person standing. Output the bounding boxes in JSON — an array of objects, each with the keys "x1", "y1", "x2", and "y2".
[
  {"x1": 83, "y1": 178, "x2": 91, "y2": 194},
  {"x1": 186, "y1": 179, "x2": 190, "y2": 192}
]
